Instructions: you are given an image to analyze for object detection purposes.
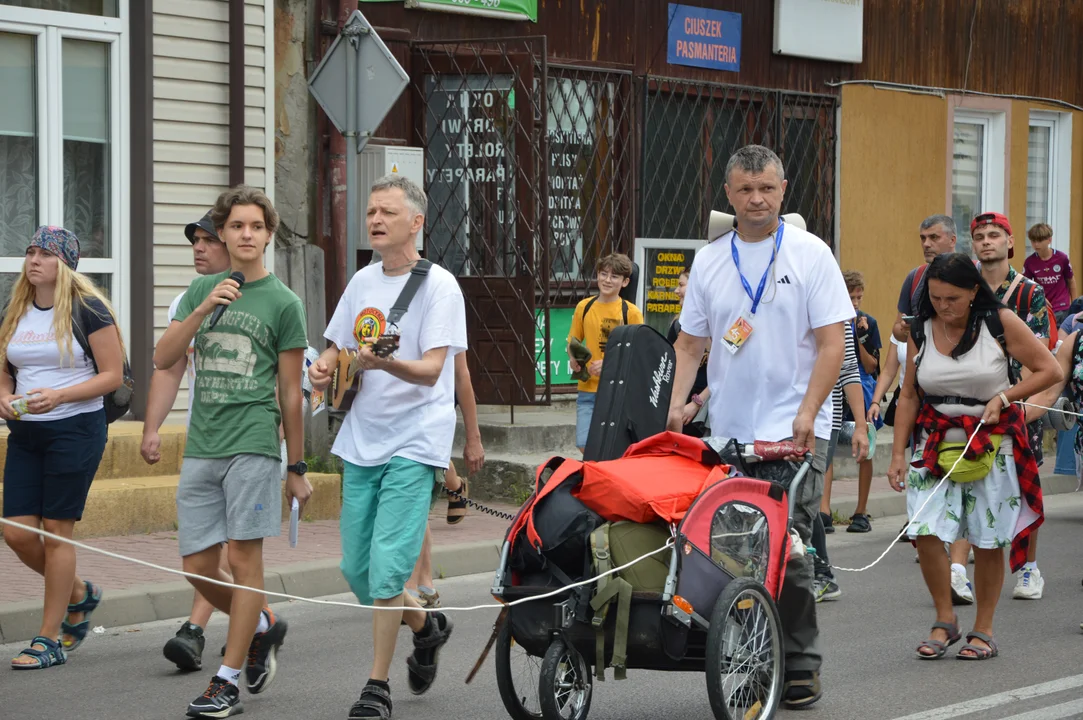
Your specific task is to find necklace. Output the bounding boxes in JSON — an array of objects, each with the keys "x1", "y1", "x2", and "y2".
[
  {"x1": 935, "y1": 318, "x2": 964, "y2": 348},
  {"x1": 382, "y1": 258, "x2": 420, "y2": 275},
  {"x1": 735, "y1": 220, "x2": 781, "y2": 243}
]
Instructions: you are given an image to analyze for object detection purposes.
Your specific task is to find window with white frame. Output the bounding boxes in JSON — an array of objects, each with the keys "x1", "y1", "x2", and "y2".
[
  {"x1": 0, "y1": 2, "x2": 127, "y2": 330},
  {"x1": 1027, "y1": 111, "x2": 1072, "y2": 256},
  {"x1": 951, "y1": 108, "x2": 1006, "y2": 258}
]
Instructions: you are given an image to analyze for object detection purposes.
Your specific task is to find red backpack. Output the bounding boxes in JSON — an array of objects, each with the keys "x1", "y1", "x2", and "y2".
[{"x1": 1002, "y1": 272, "x2": 1058, "y2": 351}]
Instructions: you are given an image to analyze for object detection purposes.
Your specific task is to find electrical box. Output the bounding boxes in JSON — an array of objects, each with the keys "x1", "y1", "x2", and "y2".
[{"x1": 358, "y1": 145, "x2": 426, "y2": 250}]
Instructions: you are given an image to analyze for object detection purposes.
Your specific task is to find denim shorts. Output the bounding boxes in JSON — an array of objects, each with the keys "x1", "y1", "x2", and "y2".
[
  {"x1": 339, "y1": 457, "x2": 438, "y2": 604},
  {"x1": 3, "y1": 409, "x2": 107, "y2": 520},
  {"x1": 575, "y1": 391, "x2": 597, "y2": 449}
]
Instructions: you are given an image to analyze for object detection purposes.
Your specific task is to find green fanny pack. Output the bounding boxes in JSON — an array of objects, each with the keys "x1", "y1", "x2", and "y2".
[{"x1": 936, "y1": 434, "x2": 1003, "y2": 483}]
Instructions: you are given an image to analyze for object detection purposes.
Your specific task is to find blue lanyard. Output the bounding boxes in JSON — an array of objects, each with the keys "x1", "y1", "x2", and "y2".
[{"x1": 731, "y1": 223, "x2": 784, "y2": 315}]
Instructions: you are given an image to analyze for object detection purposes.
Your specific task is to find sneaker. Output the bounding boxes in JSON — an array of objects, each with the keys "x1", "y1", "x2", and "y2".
[
  {"x1": 164, "y1": 621, "x2": 206, "y2": 672},
  {"x1": 418, "y1": 589, "x2": 441, "y2": 609},
  {"x1": 186, "y1": 676, "x2": 242, "y2": 718},
  {"x1": 1013, "y1": 568, "x2": 1045, "y2": 600},
  {"x1": 846, "y1": 513, "x2": 872, "y2": 533},
  {"x1": 950, "y1": 567, "x2": 975, "y2": 605},
  {"x1": 246, "y1": 609, "x2": 288, "y2": 694},
  {"x1": 819, "y1": 511, "x2": 834, "y2": 534},
  {"x1": 813, "y1": 577, "x2": 841, "y2": 603}
]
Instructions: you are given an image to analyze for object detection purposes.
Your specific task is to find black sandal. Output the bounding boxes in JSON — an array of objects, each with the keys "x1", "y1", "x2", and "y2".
[
  {"x1": 446, "y1": 479, "x2": 468, "y2": 525},
  {"x1": 406, "y1": 612, "x2": 453, "y2": 695},
  {"x1": 348, "y1": 683, "x2": 393, "y2": 720},
  {"x1": 781, "y1": 670, "x2": 822, "y2": 709}
]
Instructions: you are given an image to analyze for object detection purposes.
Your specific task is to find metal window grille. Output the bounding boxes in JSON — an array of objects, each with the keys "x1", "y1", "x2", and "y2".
[{"x1": 639, "y1": 77, "x2": 837, "y2": 248}]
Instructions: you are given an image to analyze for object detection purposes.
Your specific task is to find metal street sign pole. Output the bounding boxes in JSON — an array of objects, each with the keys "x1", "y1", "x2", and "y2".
[{"x1": 343, "y1": 22, "x2": 364, "y2": 280}]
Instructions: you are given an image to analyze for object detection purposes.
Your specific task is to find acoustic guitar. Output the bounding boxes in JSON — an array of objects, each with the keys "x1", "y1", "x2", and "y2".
[{"x1": 330, "y1": 334, "x2": 400, "y2": 412}]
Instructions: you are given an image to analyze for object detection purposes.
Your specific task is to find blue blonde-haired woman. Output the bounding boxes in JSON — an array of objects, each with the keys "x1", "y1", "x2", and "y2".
[{"x1": 0, "y1": 226, "x2": 124, "y2": 669}]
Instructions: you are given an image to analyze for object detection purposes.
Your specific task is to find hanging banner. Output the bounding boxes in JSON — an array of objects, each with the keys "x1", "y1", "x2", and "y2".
[
  {"x1": 666, "y1": 3, "x2": 741, "y2": 73},
  {"x1": 360, "y1": 0, "x2": 537, "y2": 22}
]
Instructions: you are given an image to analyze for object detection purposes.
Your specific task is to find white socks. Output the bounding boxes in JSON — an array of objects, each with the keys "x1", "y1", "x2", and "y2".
[
  {"x1": 217, "y1": 665, "x2": 242, "y2": 686},
  {"x1": 1022, "y1": 562, "x2": 1038, "y2": 573},
  {"x1": 255, "y1": 610, "x2": 270, "y2": 635},
  {"x1": 951, "y1": 563, "x2": 968, "y2": 577}
]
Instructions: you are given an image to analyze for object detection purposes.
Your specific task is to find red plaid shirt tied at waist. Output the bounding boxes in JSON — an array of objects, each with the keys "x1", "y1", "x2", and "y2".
[{"x1": 912, "y1": 402, "x2": 1043, "y2": 573}]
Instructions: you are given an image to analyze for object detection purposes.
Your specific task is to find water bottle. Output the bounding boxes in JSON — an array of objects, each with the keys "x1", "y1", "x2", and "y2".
[{"x1": 11, "y1": 397, "x2": 30, "y2": 419}]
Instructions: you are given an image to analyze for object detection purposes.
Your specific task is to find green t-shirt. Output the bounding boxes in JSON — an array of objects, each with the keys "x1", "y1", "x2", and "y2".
[{"x1": 174, "y1": 271, "x2": 308, "y2": 459}]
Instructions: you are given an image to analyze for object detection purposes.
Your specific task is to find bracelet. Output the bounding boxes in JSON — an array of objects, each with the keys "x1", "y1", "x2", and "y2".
[
  {"x1": 870, "y1": 400, "x2": 880, "y2": 407},
  {"x1": 691, "y1": 394, "x2": 704, "y2": 407},
  {"x1": 998, "y1": 392, "x2": 1010, "y2": 409}
]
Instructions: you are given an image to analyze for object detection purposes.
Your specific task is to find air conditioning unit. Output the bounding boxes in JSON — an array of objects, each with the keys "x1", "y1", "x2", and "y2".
[{"x1": 358, "y1": 145, "x2": 425, "y2": 250}]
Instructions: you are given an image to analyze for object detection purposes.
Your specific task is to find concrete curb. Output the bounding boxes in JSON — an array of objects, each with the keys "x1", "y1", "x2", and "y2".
[
  {"x1": 0, "y1": 539, "x2": 502, "y2": 646},
  {"x1": 828, "y1": 473, "x2": 1079, "y2": 523}
]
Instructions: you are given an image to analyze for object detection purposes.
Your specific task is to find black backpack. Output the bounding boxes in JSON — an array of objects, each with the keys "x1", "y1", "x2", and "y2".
[{"x1": 72, "y1": 305, "x2": 134, "y2": 423}]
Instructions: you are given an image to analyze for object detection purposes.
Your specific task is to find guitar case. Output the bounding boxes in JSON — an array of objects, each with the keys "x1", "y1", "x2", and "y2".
[{"x1": 583, "y1": 324, "x2": 675, "y2": 462}]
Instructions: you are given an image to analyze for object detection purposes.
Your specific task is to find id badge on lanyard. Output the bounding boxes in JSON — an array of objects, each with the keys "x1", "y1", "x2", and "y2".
[{"x1": 722, "y1": 223, "x2": 784, "y2": 355}]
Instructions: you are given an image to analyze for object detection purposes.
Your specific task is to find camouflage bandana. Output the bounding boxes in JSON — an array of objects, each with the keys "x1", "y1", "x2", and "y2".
[{"x1": 29, "y1": 226, "x2": 80, "y2": 270}]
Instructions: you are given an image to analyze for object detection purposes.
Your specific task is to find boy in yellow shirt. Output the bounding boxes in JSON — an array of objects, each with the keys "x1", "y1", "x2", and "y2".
[{"x1": 567, "y1": 253, "x2": 644, "y2": 453}]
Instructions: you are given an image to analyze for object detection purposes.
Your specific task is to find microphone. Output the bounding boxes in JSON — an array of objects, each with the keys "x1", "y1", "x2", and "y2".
[{"x1": 208, "y1": 271, "x2": 245, "y2": 329}]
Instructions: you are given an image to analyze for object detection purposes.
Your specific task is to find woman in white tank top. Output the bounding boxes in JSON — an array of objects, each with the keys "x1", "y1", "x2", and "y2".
[{"x1": 887, "y1": 253, "x2": 1061, "y2": 661}]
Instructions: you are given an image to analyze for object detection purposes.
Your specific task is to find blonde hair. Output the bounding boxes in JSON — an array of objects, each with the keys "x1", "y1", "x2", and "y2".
[{"x1": 0, "y1": 261, "x2": 124, "y2": 370}]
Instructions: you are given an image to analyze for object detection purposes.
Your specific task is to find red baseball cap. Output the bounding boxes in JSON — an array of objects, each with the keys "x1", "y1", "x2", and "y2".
[{"x1": 971, "y1": 211, "x2": 1014, "y2": 258}]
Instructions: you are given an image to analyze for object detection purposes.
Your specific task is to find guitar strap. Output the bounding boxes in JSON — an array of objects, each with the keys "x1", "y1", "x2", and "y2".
[{"x1": 387, "y1": 259, "x2": 433, "y2": 326}]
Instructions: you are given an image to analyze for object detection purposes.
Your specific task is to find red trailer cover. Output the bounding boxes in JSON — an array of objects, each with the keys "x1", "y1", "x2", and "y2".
[{"x1": 510, "y1": 432, "x2": 734, "y2": 551}]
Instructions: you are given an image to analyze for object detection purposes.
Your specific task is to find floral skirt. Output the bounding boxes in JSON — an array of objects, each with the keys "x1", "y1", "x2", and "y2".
[{"x1": 905, "y1": 448, "x2": 1039, "y2": 550}]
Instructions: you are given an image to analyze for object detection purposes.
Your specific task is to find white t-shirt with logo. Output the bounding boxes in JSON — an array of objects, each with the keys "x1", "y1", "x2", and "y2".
[
  {"x1": 6, "y1": 301, "x2": 112, "y2": 421},
  {"x1": 325, "y1": 262, "x2": 467, "y2": 469},
  {"x1": 167, "y1": 291, "x2": 197, "y2": 423},
  {"x1": 679, "y1": 223, "x2": 855, "y2": 443}
]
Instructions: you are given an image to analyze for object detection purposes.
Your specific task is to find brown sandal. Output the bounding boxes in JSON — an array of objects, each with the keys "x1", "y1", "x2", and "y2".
[{"x1": 446, "y1": 478, "x2": 468, "y2": 525}]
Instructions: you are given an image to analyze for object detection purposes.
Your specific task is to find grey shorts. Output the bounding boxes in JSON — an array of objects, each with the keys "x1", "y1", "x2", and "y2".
[{"x1": 177, "y1": 454, "x2": 283, "y2": 557}]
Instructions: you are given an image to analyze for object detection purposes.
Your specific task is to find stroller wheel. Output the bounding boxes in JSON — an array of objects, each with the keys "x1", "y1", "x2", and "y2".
[
  {"x1": 705, "y1": 578, "x2": 784, "y2": 720},
  {"x1": 538, "y1": 637, "x2": 593, "y2": 720},
  {"x1": 495, "y1": 620, "x2": 544, "y2": 720}
]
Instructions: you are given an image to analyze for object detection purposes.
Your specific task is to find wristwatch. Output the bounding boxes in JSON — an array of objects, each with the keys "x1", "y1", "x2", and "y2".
[{"x1": 286, "y1": 460, "x2": 308, "y2": 475}]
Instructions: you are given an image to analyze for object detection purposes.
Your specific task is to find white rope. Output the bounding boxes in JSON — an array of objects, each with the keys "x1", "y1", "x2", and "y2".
[
  {"x1": 831, "y1": 420, "x2": 984, "y2": 572},
  {"x1": 0, "y1": 517, "x2": 673, "y2": 613},
  {"x1": 1, "y1": 400, "x2": 1063, "y2": 598},
  {"x1": 1015, "y1": 399, "x2": 1083, "y2": 419}
]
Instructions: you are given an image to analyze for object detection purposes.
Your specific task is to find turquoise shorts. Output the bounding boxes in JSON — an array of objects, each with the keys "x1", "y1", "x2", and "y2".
[{"x1": 339, "y1": 456, "x2": 439, "y2": 604}]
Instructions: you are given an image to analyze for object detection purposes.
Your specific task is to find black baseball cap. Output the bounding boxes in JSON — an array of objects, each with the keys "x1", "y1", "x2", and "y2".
[{"x1": 184, "y1": 211, "x2": 220, "y2": 244}]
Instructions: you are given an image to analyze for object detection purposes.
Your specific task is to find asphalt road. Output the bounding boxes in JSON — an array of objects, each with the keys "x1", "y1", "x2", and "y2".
[{"x1": 5, "y1": 494, "x2": 1083, "y2": 720}]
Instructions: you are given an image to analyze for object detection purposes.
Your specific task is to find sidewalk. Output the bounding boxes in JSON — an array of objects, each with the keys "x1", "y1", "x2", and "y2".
[{"x1": 0, "y1": 502, "x2": 516, "y2": 645}]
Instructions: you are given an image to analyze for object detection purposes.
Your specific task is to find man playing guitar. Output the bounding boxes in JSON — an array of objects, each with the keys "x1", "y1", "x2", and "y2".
[{"x1": 308, "y1": 174, "x2": 467, "y2": 720}]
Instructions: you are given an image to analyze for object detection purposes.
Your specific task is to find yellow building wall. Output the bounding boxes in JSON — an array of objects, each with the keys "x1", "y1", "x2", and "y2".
[
  {"x1": 841, "y1": 86, "x2": 1083, "y2": 352},
  {"x1": 838, "y1": 84, "x2": 948, "y2": 338}
]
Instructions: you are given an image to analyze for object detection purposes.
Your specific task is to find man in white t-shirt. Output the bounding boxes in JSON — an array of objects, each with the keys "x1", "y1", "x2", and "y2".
[
  {"x1": 309, "y1": 174, "x2": 467, "y2": 720},
  {"x1": 140, "y1": 211, "x2": 231, "y2": 672},
  {"x1": 667, "y1": 145, "x2": 853, "y2": 709}
]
